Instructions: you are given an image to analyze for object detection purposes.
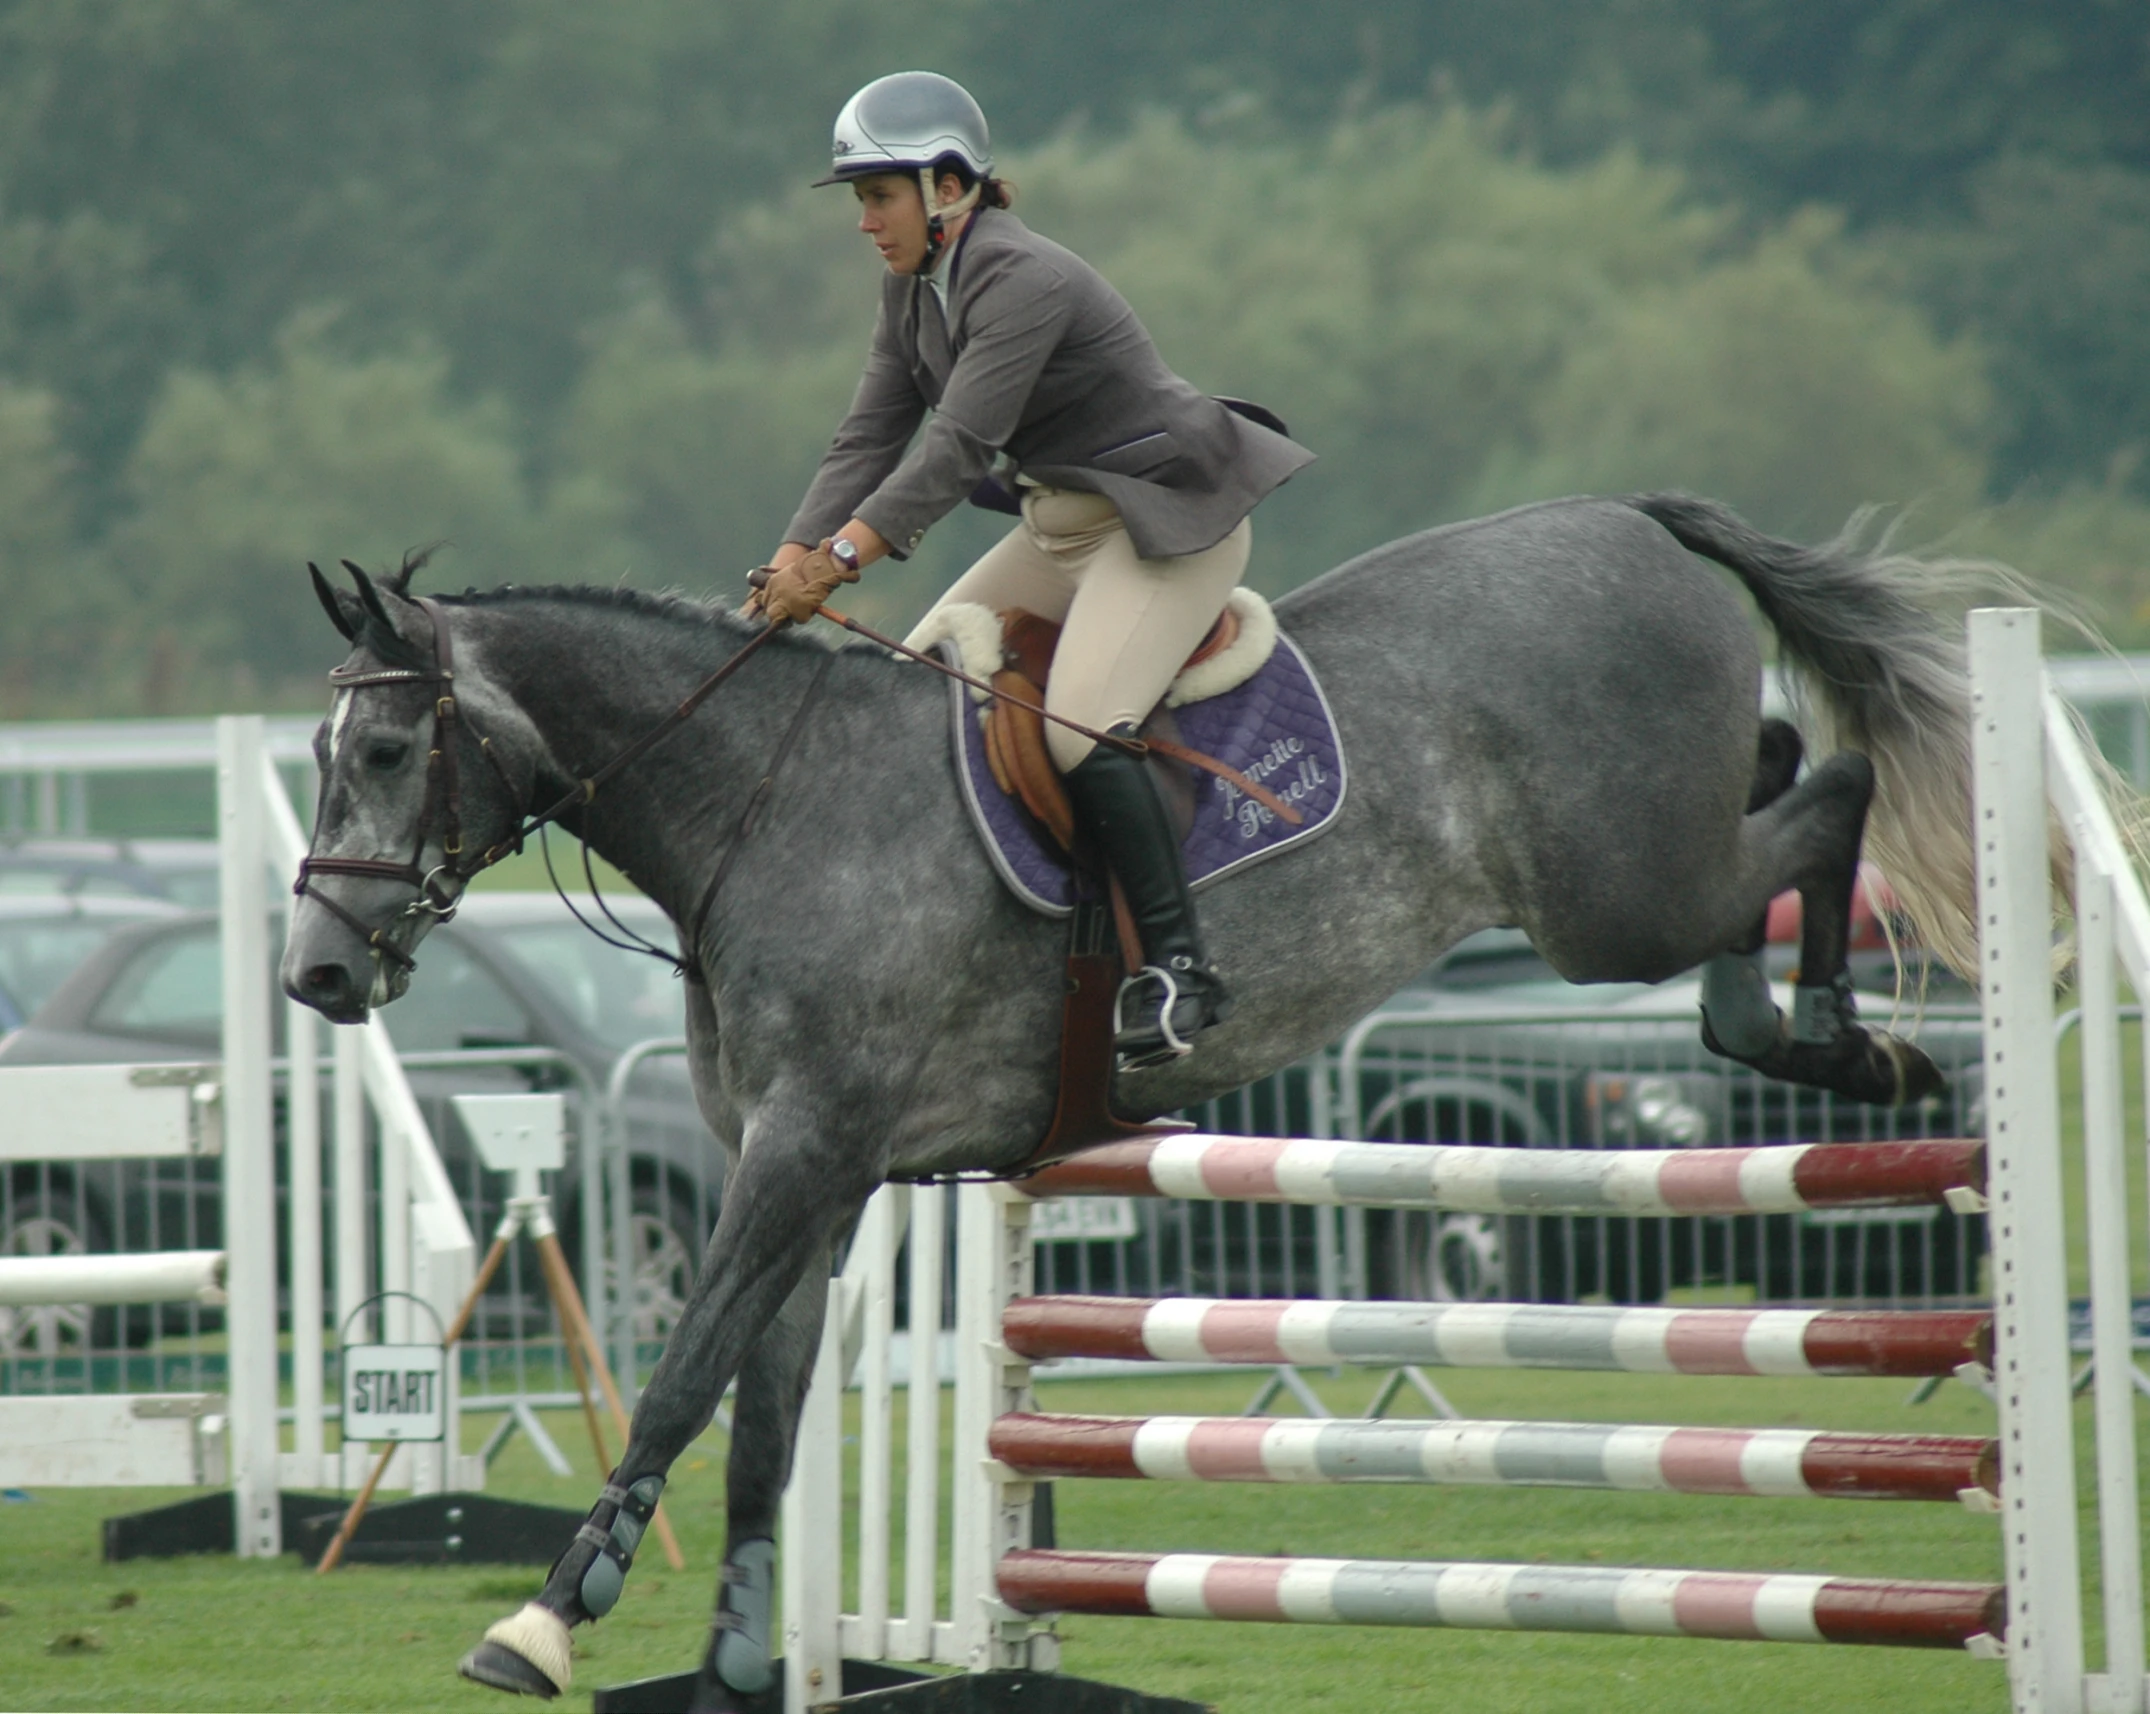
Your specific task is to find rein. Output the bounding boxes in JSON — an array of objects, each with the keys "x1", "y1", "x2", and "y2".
[{"x1": 297, "y1": 582, "x2": 1296, "y2": 990}]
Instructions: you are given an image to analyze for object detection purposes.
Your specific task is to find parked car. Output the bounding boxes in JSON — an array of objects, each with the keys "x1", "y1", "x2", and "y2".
[
  {"x1": 0, "y1": 893, "x2": 186, "y2": 1033},
  {"x1": 0, "y1": 836, "x2": 220, "y2": 908},
  {"x1": 0, "y1": 892, "x2": 722, "y2": 1358}
]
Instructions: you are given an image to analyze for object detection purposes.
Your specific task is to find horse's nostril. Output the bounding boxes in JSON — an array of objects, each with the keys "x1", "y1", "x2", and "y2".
[{"x1": 302, "y1": 963, "x2": 351, "y2": 1001}]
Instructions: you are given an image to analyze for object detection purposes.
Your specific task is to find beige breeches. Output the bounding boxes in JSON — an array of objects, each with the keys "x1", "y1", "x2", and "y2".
[{"x1": 911, "y1": 487, "x2": 1250, "y2": 771}]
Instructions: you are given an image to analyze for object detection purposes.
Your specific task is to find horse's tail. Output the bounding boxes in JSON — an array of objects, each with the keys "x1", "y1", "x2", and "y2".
[{"x1": 1625, "y1": 491, "x2": 1992, "y2": 977}]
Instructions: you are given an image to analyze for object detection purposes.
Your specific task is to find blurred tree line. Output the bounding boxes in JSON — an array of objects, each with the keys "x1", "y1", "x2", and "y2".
[{"x1": 0, "y1": 0, "x2": 2146, "y2": 715}]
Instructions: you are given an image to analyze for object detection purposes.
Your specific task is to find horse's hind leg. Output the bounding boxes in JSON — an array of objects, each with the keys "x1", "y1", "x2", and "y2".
[
  {"x1": 686, "y1": 1263, "x2": 832, "y2": 1710},
  {"x1": 1698, "y1": 719, "x2": 1805, "y2": 1056},
  {"x1": 1701, "y1": 740, "x2": 1944, "y2": 1106}
]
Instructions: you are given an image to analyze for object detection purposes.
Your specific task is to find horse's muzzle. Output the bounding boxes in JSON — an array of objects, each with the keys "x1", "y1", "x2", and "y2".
[{"x1": 284, "y1": 957, "x2": 373, "y2": 1025}]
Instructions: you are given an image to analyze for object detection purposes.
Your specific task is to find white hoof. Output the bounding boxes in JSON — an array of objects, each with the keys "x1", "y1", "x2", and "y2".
[{"x1": 482, "y1": 1602, "x2": 572, "y2": 1695}]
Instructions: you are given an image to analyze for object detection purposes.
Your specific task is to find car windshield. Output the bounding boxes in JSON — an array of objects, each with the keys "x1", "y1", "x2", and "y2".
[
  {"x1": 489, "y1": 921, "x2": 685, "y2": 1052},
  {"x1": 0, "y1": 866, "x2": 148, "y2": 898},
  {"x1": 88, "y1": 924, "x2": 225, "y2": 1043},
  {"x1": 0, "y1": 917, "x2": 150, "y2": 1016}
]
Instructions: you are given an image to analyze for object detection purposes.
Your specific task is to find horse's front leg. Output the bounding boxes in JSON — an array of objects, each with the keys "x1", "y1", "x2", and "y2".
[
  {"x1": 459, "y1": 1104, "x2": 876, "y2": 1700},
  {"x1": 689, "y1": 1257, "x2": 832, "y2": 1710}
]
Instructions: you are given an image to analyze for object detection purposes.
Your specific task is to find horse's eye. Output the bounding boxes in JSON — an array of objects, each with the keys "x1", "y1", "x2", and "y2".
[{"x1": 365, "y1": 741, "x2": 408, "y2": 772}]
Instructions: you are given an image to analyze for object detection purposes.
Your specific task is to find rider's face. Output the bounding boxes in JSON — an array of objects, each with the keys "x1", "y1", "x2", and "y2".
[{"x1": 852, "y1": 173, "x2": 960, "y2": 275}]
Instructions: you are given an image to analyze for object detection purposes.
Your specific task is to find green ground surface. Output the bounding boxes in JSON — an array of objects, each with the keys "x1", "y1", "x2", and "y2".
[{"x1": 3, "y1": 1361, "x2": 2125, "y2": 1713}]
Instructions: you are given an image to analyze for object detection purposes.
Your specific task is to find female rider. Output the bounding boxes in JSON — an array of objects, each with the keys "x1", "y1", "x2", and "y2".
[{"x1": 751, "y1": 70, "x2": 1313, "y2": 1065}]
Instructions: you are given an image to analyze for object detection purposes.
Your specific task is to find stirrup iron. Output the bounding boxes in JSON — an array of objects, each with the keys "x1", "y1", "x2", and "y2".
[{"x1": 1116, "y1": 963, "x2": 1195, "y2": 1062}]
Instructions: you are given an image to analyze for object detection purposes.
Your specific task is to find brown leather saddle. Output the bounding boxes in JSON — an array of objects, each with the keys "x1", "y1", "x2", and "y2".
[{"x1": 978, "y1": 605, "x2": 1241, "y2": 855}]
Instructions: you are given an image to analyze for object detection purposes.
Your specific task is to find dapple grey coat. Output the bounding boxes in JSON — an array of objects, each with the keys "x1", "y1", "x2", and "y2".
[{"x1": 784, "y1": 207, "x2": 1315, "y2": 561}]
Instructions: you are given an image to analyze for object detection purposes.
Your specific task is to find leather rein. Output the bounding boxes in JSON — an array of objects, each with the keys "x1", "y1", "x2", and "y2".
[
  {"x1": 295, "y1": 596, "x2": 796, "y2": 978},
  {"x1": 295, "y1": 587, "x2": 1297, "y2": 991}
]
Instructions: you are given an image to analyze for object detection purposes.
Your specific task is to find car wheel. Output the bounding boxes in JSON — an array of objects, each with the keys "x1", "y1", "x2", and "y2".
[
  {"x1": 603, "y1": 1186, "x2": 702, "y2": 1345},
  {"x1": 1406, "y1": 1212, "x2": 1505, "y2": 1302},
  {"x1": 0, "y1": 1192, "x2": 99, "y2": 1357}
]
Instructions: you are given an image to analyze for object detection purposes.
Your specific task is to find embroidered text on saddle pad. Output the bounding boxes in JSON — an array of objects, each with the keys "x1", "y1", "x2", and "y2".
[{"x1": 944, "y1": 623, "x2": 1348, "y2": 916}]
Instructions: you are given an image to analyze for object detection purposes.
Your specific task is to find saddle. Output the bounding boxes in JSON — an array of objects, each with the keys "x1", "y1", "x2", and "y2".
[
  {"x1": 917, "y1": 588, "x2": 1283, "y2": 860},
  {"x1": 980, "y1": 604, "x2": 1244, "y2": 851}
]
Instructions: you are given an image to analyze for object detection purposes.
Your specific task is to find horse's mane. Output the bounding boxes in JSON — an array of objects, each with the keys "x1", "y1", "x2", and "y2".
[
  {"x1": 432, "y1": 580, "x2": 873, "y2": 658},
  {"x1": 440, "y1": 582, "x2": 755, "y2": 633},
  {"x1": 336, "y1": 552, "x2": 863, "y2": 668}
]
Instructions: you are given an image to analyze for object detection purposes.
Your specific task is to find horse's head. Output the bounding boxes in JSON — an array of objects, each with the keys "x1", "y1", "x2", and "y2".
[{"x1": 282, "y1": 555, "x2": 537, "y2": 1022}]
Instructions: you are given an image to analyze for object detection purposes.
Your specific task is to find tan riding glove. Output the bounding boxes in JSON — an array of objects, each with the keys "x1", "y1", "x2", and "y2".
[{"x1": 744, "y1": 543, "x2": 858, "y2": 625}]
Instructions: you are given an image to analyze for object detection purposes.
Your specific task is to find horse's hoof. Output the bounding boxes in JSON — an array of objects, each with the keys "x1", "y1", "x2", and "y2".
[
  {"x1": 1702, "y1": 1017, "x2": 1944, "y2": 1108},
  {"x1": 1874, "y1": 1031, "x2": 1946, "y2": 1106},
  {"x1": 1780, "y1": 1028, "x2": 1943, "y2": 1107},
  {"x1": 457, "y1": 1640, "x2": 559, "y2": 1699},
  {"x1": 459, "y1": 1602, "x2": 573, "y2": 1699}
]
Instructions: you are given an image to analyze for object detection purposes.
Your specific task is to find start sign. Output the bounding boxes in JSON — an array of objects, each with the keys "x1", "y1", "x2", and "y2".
[{"x1": 342, "y1": 1343, "x2": 447, "y2": 1442}]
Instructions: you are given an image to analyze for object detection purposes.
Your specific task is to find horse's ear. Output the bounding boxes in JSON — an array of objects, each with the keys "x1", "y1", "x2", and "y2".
[
  {"x1": 308, "y1": 562, "x2": 358, "y2": 640},
  {"x1": 341, "y1": 558, "x2": 397, "y2": 632}
]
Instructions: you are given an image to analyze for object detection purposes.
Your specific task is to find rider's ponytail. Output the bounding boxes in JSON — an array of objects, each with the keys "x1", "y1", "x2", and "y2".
[{"x1": 936, "y1": 155, "x2": 1015, "y2": 210}]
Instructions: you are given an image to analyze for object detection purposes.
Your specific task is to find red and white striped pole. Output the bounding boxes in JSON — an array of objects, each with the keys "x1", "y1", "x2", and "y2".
[
  {"x1": 988, "y1": 1413, "x2": 2000, "y2": 1505},
  {"x1": 997, "y1": 1550, "x2": 2005, "y2": 1651},
  {"x1": 1018, "y1": 1134, "x2": 1986, "y2": 1217},
  {"x1": 1002, "y1": 1296, "x2": 1994, "y2": 1379}
]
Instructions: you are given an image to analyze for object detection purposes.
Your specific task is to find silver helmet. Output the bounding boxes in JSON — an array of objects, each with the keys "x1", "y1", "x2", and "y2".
[{"x1": 813, "y1": 71, "x2": 991, "y2": 188}]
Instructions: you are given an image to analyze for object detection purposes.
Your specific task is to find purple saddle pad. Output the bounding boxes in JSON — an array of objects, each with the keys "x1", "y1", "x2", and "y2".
[{"x1": 945, "y1": 627, "x2": 1348, "y2": 917}]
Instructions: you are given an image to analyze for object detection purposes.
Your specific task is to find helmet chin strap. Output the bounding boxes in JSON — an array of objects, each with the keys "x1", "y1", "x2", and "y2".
[{"x1": 920, "y1": 170, "x2": 983, "y2": 267}]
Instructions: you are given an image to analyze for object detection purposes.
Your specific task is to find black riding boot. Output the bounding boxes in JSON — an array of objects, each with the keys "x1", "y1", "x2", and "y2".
[{"x1": 1062, "y1": 726, "x2": 1234, "y2": 1068}]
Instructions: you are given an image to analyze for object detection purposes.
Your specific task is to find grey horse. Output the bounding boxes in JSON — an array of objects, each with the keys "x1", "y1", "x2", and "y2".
[{"x1": 281, "y1": 493, "x2": 1982, "y2": 1706}]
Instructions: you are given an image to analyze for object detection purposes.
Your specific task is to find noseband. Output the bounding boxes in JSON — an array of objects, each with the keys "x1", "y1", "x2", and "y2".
[{"x1": 295, "y1": 597, "x2": 794, "y2": 977}]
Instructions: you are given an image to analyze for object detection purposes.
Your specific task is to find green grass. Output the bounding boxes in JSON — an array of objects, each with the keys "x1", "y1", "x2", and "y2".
[{"x1": 7, "y1": 1359, "x2": 2132, "y2": 1713}]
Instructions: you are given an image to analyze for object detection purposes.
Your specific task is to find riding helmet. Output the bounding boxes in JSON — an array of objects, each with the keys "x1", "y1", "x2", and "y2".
[{"x1": 813, "y1": 71, "x2": 991, "y2": 187}]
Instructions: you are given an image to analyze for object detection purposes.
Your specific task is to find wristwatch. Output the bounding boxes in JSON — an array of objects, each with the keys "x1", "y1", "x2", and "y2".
[{"x1": 828, "y1": 537, "x2": 862, "y2": 574}]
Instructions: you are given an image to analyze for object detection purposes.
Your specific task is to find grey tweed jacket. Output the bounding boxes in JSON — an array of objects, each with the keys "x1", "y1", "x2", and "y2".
[{"x1": 784, "y1": 208, "x2": 1313, "y2": 561}]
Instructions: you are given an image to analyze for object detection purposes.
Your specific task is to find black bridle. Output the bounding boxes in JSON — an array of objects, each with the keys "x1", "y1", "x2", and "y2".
[{"x1": 295, "y1": 596, "x2": 806, "y2": 980}]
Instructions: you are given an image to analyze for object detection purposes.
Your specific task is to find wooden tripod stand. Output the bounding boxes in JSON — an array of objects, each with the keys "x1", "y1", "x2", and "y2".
[{"x1": 316, "y1": 1188, "x2": 685, "y2": 1575}]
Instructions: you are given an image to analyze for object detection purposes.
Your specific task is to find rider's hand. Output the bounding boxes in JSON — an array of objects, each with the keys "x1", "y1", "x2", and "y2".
[
  {"x1": 743, "y1": 542, "x2": 813, "y2": 618},
  {"x1": 746, "y1": 540, "x2": 859, "y2": 625}
]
